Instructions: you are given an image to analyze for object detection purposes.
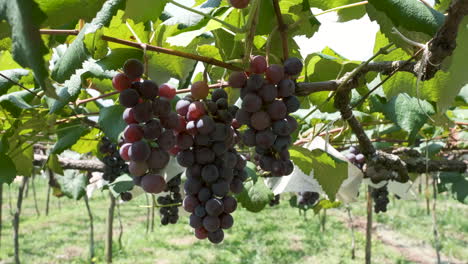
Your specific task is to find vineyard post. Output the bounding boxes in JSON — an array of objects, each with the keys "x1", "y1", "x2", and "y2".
[
  {"x1": 13, "y1": 176, "x2": 28, "y2": 264},
  {"x1": 346, "y1": 206, "x2": 356, "y2": 260},
  {"x1": 151, "y1": 195, "x2": 156, "y2": 232},
  {"x1": 83, "y1": 194, "x2": 95, "y2": 263},
  {"x1": 31, "y1": 174, "x2": 40, "y2": 217},
  {"x1": 105, "y1": 192, "x2": 116, "y2": 264},
  {"x1": 365, "y1": 186, "x2": 373, "y2": 264},
  {"x1": 45, "y1": 170, "x2": 52, "y2": 216},
  {"x1": 116, "y1": 204, "x2": 124, "y2": 250},
  {"x1": 431, "y1": 173, "x2": 442, "y2": 264}
]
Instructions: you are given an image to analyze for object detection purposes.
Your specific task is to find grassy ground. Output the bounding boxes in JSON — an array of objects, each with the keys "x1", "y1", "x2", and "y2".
[{"x1": 0, "y1": 177, "x2": 466, "y2": 264}]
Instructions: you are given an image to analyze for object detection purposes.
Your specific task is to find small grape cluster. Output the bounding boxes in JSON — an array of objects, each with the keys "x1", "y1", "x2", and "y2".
[
  {"x1": 230, "y1": 56, "x2": 302, "y2": 176},
  {"x1": 114, "y1": 59, "x2": 177, "y2": 195},
  {"x1": 371, "y1": 186, "x2": 389, "y2": 213},
  {"x1": 173, "y1": 83, "x2": 247, "y2": 243},
  {"x1": 269, "y1": 194, "x2": 280, "y2": 207},
  {"x1": 98, "y1": 137, "x2": 129, "y2": 182},
  {"x1": 229, "y1": 0, "x2": 250, "y2": 9},
  {"x1": 345, "y1": 146, "x2": 366, "y2": 169},
  {"x1": 297, "y1": 191, "x2": 319, "y2": 207},
  {"x1": 158, "y1": 175, "x2": 182, "y2": 225}
]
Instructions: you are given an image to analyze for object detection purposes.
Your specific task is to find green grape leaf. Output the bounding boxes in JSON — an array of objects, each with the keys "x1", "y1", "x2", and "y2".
[
  {"x1": 51, "y1": 123, "x2": 88, "y2": 154},
  {"x1": 0, "y1": 69, "x2": 29, "y2": 96},
  {"x1": 290, "y1": 145, "x2": 315, "y2": 175},
  {"x1": 98, "y1": 105, "x2": 126, "y2": 143},
  {"x1": 366, "y1": 0, "x2": 444, "y2": 52},
  {"x1": 438, "y1": 172, "x2": 468, "y2": 204},
  {"x1": 434, "y1": 0, "x2": 450, "y2": 12},
  {"x1": 313, "y1": 199, "x2": 341, "y2": 214},
  {"x1": 256, "y1": 0, "x2": 276, "y2": 35},
  {"x1": 35, "y1": 0, "x2": 107, "y2": 27},
  {"x1": 71, "y1": 128, "x2": 100, "y2": 155},
  {"x1": 56, "y1": 170, "x2": 87, "y2": 200},
  {"x1": 244, "y1": 161, "x2": 258, "y2": 183},
  {"x1": 123, "y1": 0, "x2": 168, "y2": 23},
  {"x1": 0, "y1": 0, "x2": 56, "y2": 97},
  {"x1": 236, "y1": 179, "x2": 274, "y2": 213},
  {"x1": 0, "y1": 153, "x2": 16, "y2": 184},
  {"x1": 380, "y1": 93, "x2": 435, "y2": 140},
  {"x1": 47, "y1": 154, "x2": 64, "y2": 175},
  {"x1": 9, "y1": 142, "x2": 33, "y2": 177},
  {"x1": 309, "y1": 0, "x2": 366, "y2": 22},
  {"x1": 0, "y1": 90, "x2": 37, "y2": 117},
  {"x1": 109, "y1": 174, "x2": 134, "y2": 196},
  {"x1": 51, "y1": 0, "x2": 125, "y2": 82}
]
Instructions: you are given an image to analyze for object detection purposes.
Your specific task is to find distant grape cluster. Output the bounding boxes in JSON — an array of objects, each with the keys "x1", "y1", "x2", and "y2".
[
  {"x1": 297, "y1": 191, "x2": 319, "y2": 206},
  {"x1": 230, "y1": 56, "x2": 302, "y2": 176},
  {"x1": 115, "y1": 59, "x2": 177, "y2": 195},
  {"x1": 174, "y1": 84, "x2": 247, "y2": 243},
  {"x1": 158, "y1": 174, "x2": 182, "y2": 225},
  {"x1": 345, "y1": 146, "x2": 366, "y2": 169},
  {"x1": 269, "y1": 194, "x2": 280, "y2": 207},
  {"x1": 371, "y1": 186, "x2": 389, "y2": 213},
  {"x1": 229, "y1": 0, "x2": 250, "y2": 9},
  {"x1": 98, "y1": 137, "x2": 129, "y2": 182}
]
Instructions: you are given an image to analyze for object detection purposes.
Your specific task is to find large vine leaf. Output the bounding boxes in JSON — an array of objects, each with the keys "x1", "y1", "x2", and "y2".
[
  {"x1": 109, "y1": 174, "x2": 134, "y2": 196},
  {"x1": 0, "y1": 0, "x2": 56, "y2": 97},
  {"x1": 0, "y1": 68, "x2": 29, "y2": 96},
  {"x1": 36, "y1": 0, "x2": 107, "y2": 27},
  {"x1": 309, "y1": 0, "x2": 366, "y2": 22},
  {"x1": 236, "y1": 178, "x2": 274, "y2": 213},
  {"x1": 51, "y1": 123, "x2": 89, "y2": 154},
  {"x1": 0, "y1": 153, "x2": 16, "y2": 184},
  {"x1": 438, "y1": 172, "x2": 468, "y2": 204},
  {"x1": 124, "y1": 0, "x2": 168, "y2": 23},
  {"x1": 367, "y1": 0, "x2": 444, "y2": 52},
  {"x1": 98, "y1": 105, "x2": 126, "y2": 143},
  {"x1": 56, "y1": 170, "x2": 87, "y2": 200},
  {"x1": 0, "y1": 89, "x2": 37, "y2": 117},
  {"x1": 51, "y1": 0, "x2": 125, "y2": 83}
]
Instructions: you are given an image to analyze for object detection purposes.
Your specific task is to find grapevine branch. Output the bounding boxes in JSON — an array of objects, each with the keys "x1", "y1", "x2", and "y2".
[{"x1": 33, "y1": 154, "x2": 105, "y2": 172}]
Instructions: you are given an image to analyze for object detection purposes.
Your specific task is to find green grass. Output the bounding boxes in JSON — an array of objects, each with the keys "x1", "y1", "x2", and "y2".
[{"x1": 0, "y1": 178, "x2": 466, "y2": 264}]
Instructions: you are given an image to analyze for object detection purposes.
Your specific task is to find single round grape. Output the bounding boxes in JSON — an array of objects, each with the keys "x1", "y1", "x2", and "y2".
[
  {"x1": 128, "y1": 161, "x2": 148, "y2": 177},
  {"x1": 208, "y1": 229, "x2": 224, "y2": 244},
  {"x1": 186, "y1": 164, "x2": 202, "y2": 180},
  {"x1": 224, "y1": 151, "x2": 238, "y2": 169},
  {"x1": 256, "y1": 129, "x2": 277, "y2": 148},
  {"x1": 176, "y1": 150, "x2": 194, "y2": 167},
  {"x1": 123, "y1": 59, "x2": 144, "y2": 80},
  {"x1": 157, "y1": 130, "x2": 175, "y2": 151},
  {"x1": 212, "y1": 180, "x2": 229, "y2": 197},
  {"x1": 161, "y1": 112, "x2": 179, "y2": 129},
  {"x1": 273, "y1": 136, "x2": 291, "y2": 152},
  {"x1": 222, "y1": 196, "x2": 237, "y2": 213},
  {"x1": 158, "y1": 83, "x2": 176, "y2": 99},
  {"x1": 346, "y1": 153, "x2": 356, "y2": 163},
  {"x1": 112, "y1": 73, "x2": 132, "y2": 91},
  {"x1": 124, "y1": 124, "x2": 143, "y2": 143},
  {"x1": 349, "y1": 146, "x2": 359, "y2": 154},
  {"x1": 201, "y1": 164, "x2": 219, "y2": 183},
  {"x1": 197, "y1": 187, "x2": 212, "y2": 202},
  {"x1": 272, "y1": 119, "x2": 290, "y2": 136},
  {"x1": 355, "y1": 153, "x2": 365, "y2": 164},
  {"x1": 250, "y1": 111, "x2": 271, "y2": 131},
  {"x1": 228, "y1": 71, "x2": 247, "y2": 88},
  {"x1": 259, "y1": 83, "x2": 278, "y2": 103},
  {"x1": 205, "y1": 198, "x2": 224, "y2": 216},
  {"x1": 235, "y1": 108, "x2": 251, "y2": 126},
  {"x1": 284, "y1": 96, "x2": 300, "y2": 113},
  {"x1": 123, "y1": 108, "x2": 137, "y2": 124},
  {"x1": 241, "y1": 93, "x2": 262, "y2": 113},
  {"x1": 203, "y1": 215, "x2": 221, "y2": 232},
  {"x1": 271, "y1": 160, "x2": 285, "y2": 176},
  {"x1": 119, "y1": 143, "x2": 131, "y2": 161},
  {"x1": 174, "y1": 115, "x2": 187, "y2": 133},
  {"x1": 278, "y1": 79, "x2": 295, "y2": 98},
  {"x1": 195, "y1": 147, "x2": 216, "y2": 165},
  {"x1": 175, "y1": 99, "x2": 191, "y2": 116},
  {"x1": 147, "y1": 148, "x2": 170, "y2": 169},
  {"x1": 279, "y1": 148, "x2": 290, "y2": 160},
  {"x1": 184, "y1": 177, "x2": 202, "y2": 195},
  {"x1": 250, "y1": 55, "x2": 267, "y2": 74},
  {"x1": 267, "y1": 100, "x2": 287, "y2": 121},
  {"x1": 212, "y1": 142, "x2": 227, "y2": 156},
  {"x1": 141, "y1": 174, "x2": 166, "y2": 194},
  {"x1": 220, "y1": 213, "x2": 234, "y2": 229},
  {"x1": 194, "y1": 134, "x2": 211, "y2": 146},
  {"x1": 189, "y1": 214, "x2": 203, "y2": 229},
  {"x1": 265, "y1": 64, "x2": 284, "y2": 84},
  {"x1": 176, "y1": 132, "x2": 193, "y2": 150},
  {"x1": 206, "y1": 100, "x2": 218, "y2": 114},
  {"x1": 229, "y1": 0, "x2": 249, "y2": 9},
  {"x1": 283, "y1": 160, "x2": 294, "y2": 175},
  {"x1": 211, "y1": 88, "x2": 228, "y2": 102},
  {"x1": 120, "y1": 192, "x2": 133, "y2": 202},
  {"x1": 196, "y1": 116, "x2": 215, "y2": 135},
  {"x1": 119, "y1": 88, "x2": 140, "y2": 108},
  {"x1": 210, "y1": 123, "x2": 229, "y2": 141},
  {"x1": 194, "y1": 227, "x2": 208, "y2": 240},
  {"x1": 143, "y1": 119, "x2": 162, "y2": 140},
  {"x1": 219, "y1": 167, "x2": 234, "y2": 182},
  {"x1": 230, "y1": 178, "x2": 244, "y2": 194},
  {"x1": 242, "y1": 128, "x2": 256, "y2": 146},
  {"x1": 246, "y1": 74, "x2": 264, "y2": 92},
  {"x1": 138, "y1": 80, "x2": 158, "y2": 100},
  {"x1": 191, "y1": 81, "x2": 209, "y2": 100},
  {"x1": 183, "y1": 195, "x2": 200, "y2": 213},
  {"x1": 132, "y1": 101, "x2": 153, "y2": 123},
  {"x1": 187, "y1": 101, "x2": 206, "y2": 121},
  {"x1": 194, "y1": 205, "x2": 207, "y2": 218},
  {"x1": 152, "y1": 97, "x2": 171, "y2": 118},
  {"x1": 129, "y1": 140, "x2": 151, "y2": 162},
  {"x1": 286, "y1": 116, "x2": 298, "y2": 133},
  {"x1": 216, "y1": 98, "x2": 228, "y2": 110},
  {"x1": 284, "y1": 57, "x2": 303, "y2": 76}
]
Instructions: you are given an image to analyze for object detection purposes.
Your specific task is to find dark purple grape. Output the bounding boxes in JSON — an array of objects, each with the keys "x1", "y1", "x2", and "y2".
[
  {"x1": 176, "y1": 150, "x2": 194, "y2": 167},
  {"x1": 242, "y1": 93, "x2": 262, "y2": 113},
  {"x1": 183, "y1": 195, "x2": 200, "y2": 213},
  {"x1": 203, "y1": 216, "x2": 221, "y2": 232},
  {"x1": 205, "y1": 198, "x2": 224, "y2": 216},
  {"x1": 196, "y1": 116, "x2": 215, "y2": 135},
  {"x1": 250, "y1": 111, "x2": 271, "y2": 131},
  {"x1": 147, "y1": 148, "x2": 170, "y2": 169},
  {"x1": 220, "y1": 213, "x2": 234, "y2": 229},
  {"x1": 277, "y1": 79, "x2": 295, "y2": 98},
  {"x1": 123, "y1": 59, "x2": 144, "y2": 80},
  {"x1": 143, "y1": 119, "x2": 162, "y2": 140},
  {"x1": 138, "y1": 80, "x2": 158, "y2": 99},
  {"x1": 158, "y1": 130, "x2": 176, "y2": 151},
  {"x1": 284, "y1": 96, "x2": 300, "y2": 113},
  {"x1": 284, "y1": 57, "x2": 303, "y2": 76},
  {"x1": 202, "y1": 164, "x2": 219, "y2": 183},
  {"x1": 212, "y1": 180, "x2": 229, "y2": 197},
  {"x1": 119, "y1": 89, "x2": 140, "y2": 108},
  {"x1": 129, "y1": 140, "x2": 151, "y2": 162},
  {"x1": 267, "y1": 100, "x2": 287, "y2": 121},
  {"x1": 222, "y1": 196, "x2": 237, "y2": 213},
  {"x1": 189, "y1": 214, "x2": 203, "y2": 228},
  {"x1": 133, "y1": 101, "x2": 153, "y2": 123},
  {"x1": 228, "y1": 71, "x2": 247, "y2": 88},
  {"x1": 255, "y1": 129, "x2": 277, "y2": 148}
]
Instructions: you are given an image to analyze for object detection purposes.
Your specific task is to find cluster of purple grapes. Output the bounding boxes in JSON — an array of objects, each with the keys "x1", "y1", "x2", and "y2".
[
  {"x1": 269, "y1": 194, "x2": 280, "y2": 207},
  {"x1": 174, "y1": 88, "x2": 247, "y2": 243},
  {"x1": 297, "y1": 192, "x2": 319, "y2": 207},
  {"x1": 371, "y1": 186, "x2": 389, "y2": 213},
  {"x1": 158, "y1": 175, "x2": 182, "y2": 225},
  {"x1": 99, "y1": 137, "x2": 129, "y2": 183},
  {"x1": 230, "y1": 56, "x2": 302, "y2": 176},
  {"x1": 115, "y1": 59, "x2": 178, "y2": 195},
  {"x1": 345, "y1": 146, "x2": 366, "y2": 169}
]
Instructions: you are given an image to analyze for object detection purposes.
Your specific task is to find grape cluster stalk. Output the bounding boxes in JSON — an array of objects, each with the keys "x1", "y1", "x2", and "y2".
[
  {"x1": 115, "y1": 59, "x2": 177, "y2": 195},
  {"x1": 158, "y1": 175, "x2": 182, "y2": 225},
  {"x1": 174, "y1": 83, "x2": 247, "y2": 243},
  {"x1": 230, "y1": 56, "x2": 302, "y2": 176}
]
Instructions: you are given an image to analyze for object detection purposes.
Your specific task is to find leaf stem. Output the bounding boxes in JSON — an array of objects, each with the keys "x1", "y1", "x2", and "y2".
[
  {"x1": 75, "y1": 90, "x2": 120, "y2": 106},
  {"x1": 243, "y1": 0, "x2": 261, "y2": 65},
  {"x1": 272, "y1": 0, "x2": 289, "y2": 61},
  {"x1": 166, "y1": 0, "x2": 243, "y2": 33}
]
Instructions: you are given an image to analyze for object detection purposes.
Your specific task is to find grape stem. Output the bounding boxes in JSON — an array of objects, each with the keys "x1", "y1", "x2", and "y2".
[
  {"x1": 272, "y1": 0, "x2": 289, "y2": 61},
  {"x1": 166, "y1": 0, "x2": 243, "y2": 33},
  {"x1": 243, "y1": 0, "x2": 261, "y2": 66},
  {"x1": 75, "y1": 90, "x2": 120, "y2": 106},
  {"x1": 0, "y1": 72, "x2": 40, "y2": 98}
]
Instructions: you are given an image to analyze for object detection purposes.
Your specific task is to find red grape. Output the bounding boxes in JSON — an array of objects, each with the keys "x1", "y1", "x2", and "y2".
[
  {"x1": 158, "y1": 83, "x2": 176, "y2": 99},
  {"x1": 191, "y1": 81, "x2": 209, "y2": 100},
  {"x1": 112, "y1": 73, "x2": 132, "y2": 91}
]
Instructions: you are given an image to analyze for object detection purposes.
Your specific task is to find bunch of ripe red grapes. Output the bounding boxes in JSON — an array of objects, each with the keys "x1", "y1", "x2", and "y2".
[
  {"x1": 230, "y1": 55, "x2": 302, "y2": 176},
  {"x1": 110, "y1": 55, "x2": 302, "y2": 243}
]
